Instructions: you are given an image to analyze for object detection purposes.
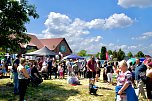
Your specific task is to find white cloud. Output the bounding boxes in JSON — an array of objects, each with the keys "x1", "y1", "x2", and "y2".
[
  {"x1": 132, "y1": 32, "x2": 152, "y2": 40},
  {"x1": 87, "y1": 13, "x2": 133, "y2": 29},
  {"x1": 30, "y1": 12, "x2": 152, "y2": 55},
  {"x1": 118, "y1": 0, "x2": 152, "y2": 8},
  {"x1": 39, "y1": 12, "x2": 134, "y2": 54},
  {"x1": 29, "y1": 12, "x2": 136, "y2": 54}
]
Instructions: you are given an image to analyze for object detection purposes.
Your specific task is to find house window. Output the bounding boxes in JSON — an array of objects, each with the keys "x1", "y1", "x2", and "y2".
[{"x1": 60, "y1": 44, "x2": 66, "y2": 52}]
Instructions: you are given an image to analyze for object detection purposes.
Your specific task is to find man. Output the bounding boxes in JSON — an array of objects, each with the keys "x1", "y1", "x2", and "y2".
[
  {"x1": 47, "y1": 57, "x2": 52, "y2": 79},
  {"x1": 95, "y1": 58, "x2": 101, "y2": 82},
  {"x1": 13, "y1": 54, "x2": 21, "y2": 95},
  {"x1": 135, "y1": 58, "x2": 147, "y2": 99},
  {"x1": 66, "y1": 59, "x2": 73, "y2": 76},
  {"x1": 105, "y1": 62, "x2": 114, "y2": 84},
  {"x1": 87, "y1": 56, "x2": 96, "y2": 85}
]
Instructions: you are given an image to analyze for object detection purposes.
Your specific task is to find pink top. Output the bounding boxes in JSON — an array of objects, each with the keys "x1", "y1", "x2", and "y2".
[
  {"x1": 87, "y1": 60, "x2": 96, "y2": 72},
  {"x1": 117, "y1": 71, "x2": 132, "y2": 86}
]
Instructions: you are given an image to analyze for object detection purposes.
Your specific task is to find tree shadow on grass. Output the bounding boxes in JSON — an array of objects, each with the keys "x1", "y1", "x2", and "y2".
[
  {"x1": 27, "y1": 81, "x2": 80, "y2": 101},
  {"x1": 0, "y1": 83, "x2": 17, "y2": 101},
  {"x1": 100, "y1": 87, "x2": 113, "y2": 90},
  {"x1": 0, "y1": 79, "x2": 80, "y2": 101}
]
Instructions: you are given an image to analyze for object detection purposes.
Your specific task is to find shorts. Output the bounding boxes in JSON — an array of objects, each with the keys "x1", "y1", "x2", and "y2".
[{"x1": 86, "y1": 71, "x2": 96, "y2": 78}]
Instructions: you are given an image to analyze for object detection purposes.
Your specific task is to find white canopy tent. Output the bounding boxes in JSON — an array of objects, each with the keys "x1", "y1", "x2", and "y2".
[{"x1": 25, "y1": 46, "x2": 57, "y2": 56}]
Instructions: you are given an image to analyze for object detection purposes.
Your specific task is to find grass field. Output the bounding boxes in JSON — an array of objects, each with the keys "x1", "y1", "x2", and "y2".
[{"x1": 0, "y1": 75, "x2": 147, "y2": 101}]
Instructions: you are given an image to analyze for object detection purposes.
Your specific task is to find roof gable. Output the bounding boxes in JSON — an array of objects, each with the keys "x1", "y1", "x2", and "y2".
[
  {"x1": 27, "y1": 34, "x2": 44, "y2": 49},
  {"x1": 40, "y1": 38, "x2": 63, "y2": 50}
]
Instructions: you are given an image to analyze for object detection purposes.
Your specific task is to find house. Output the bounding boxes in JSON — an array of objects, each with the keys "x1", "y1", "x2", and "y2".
[
  {"x1": 40, "y1": 38, "x2": 72, "y2": 56},
  {"x1": 24, "y1": 34, "x2": 72, "y2": 56}
]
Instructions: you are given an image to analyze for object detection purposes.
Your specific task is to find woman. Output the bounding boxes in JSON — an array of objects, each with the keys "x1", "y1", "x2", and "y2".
[
  {"x1": 31, "y1": 61, "x2": 42, "y2": 86},
  {"x1": 115, "y1": 60, "x2": 138, "y2": 101},
  {"x1": 146, "y1": 62, "x2": 152, "y2": 101},
  {"x1": 17, "y1": 58, "x2": 30, "y2": 101}
]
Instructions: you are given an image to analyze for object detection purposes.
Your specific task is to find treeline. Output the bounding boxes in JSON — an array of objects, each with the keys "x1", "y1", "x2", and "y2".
[{"x1": 77, "y1": 46, "x2": 146, "y2": 61}]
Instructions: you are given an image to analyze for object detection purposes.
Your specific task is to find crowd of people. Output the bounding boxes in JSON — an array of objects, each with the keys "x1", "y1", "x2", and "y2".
[{"x1": 0, "y1": 54, "x2": 152, "y2": 101}]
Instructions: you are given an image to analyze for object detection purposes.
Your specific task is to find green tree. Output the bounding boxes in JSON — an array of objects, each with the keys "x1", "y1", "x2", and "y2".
[
  {"x1": 112, "y1": 50, "x2": 117, "y2": 61},
  {"x1": 95, "y1": 52, "x2": 100, "y2": 59},
  {"x1": 108, "y1": 50, "x2": 113, "y2": 55},
  {"x1": 135, "y1": 51, "x2": 145, "y2": 58},
  {"x1": 127, "y1": 51, "x2": 133, "y2": 58},
  {"x1": 117, "y1": 49, "x2": 125, "y2": 61},
  {"x1": 0, "y1": 0, "x2": 39, "y2": 53},
  {"x1": 100, "y1": 46, "x2": 107, "y2": 60},
  {"x1": 77, "y1": 50, "x2": 87, "y2": 56}
]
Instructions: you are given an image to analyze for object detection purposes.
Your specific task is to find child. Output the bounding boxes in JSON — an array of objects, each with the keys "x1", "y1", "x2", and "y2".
[{"x1": 58, "y1": 63, "x2": 64, "y2": 79}]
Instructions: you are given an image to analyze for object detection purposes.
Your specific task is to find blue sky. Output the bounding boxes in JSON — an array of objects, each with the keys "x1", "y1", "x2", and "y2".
[{"x1": 24, "y1": 0, "x2": 152, "y2": 55}]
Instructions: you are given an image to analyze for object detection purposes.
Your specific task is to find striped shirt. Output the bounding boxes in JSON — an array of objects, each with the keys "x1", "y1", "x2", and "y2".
[{"x1": 117, "y1": 71, "x2": 132, "y2": 86}]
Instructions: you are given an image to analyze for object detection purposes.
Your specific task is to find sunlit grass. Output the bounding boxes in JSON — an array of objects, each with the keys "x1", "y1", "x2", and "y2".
[{"x1": 0, "y1": 74, "x2": 147, "y2": 101}]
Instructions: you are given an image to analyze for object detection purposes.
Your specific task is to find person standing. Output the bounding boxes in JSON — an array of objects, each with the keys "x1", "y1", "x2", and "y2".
[
  {"x1": 103, "y1": 61, "x2": 108, "y2": 82},
  {"x1": 87, "y1": 56, "x2": 96, "y2": 85},
  {"x1": 135, "y1": 58, "x2": 147, "y2": 99},
  {"x1": 73, "y1": 61, "x2": 79, "y2": 79},
  {"x1": 58, "y1": 63, "x2": 64, "y2": 79},
  {"x1": 115, "y1": 60, "x2": 138, "y2": 101},
  {"x1": 47, "y1": 57, "x2": 52, "y2": 79},
  {"x1": 146, "y1": 62, "x2": 152, "y2": 101},
  {"x1": 105, "y1": 62, "x2": 114, "y2": 84},
  {"x1": 95, "y1": 58, "x2": 101, "y2": 82},
  {"x1": 12, "y1": 54, "x2": 21, "y2": 95},
  {"x1": 17, "y1": 58, "x2": 30, "y2": 101}
]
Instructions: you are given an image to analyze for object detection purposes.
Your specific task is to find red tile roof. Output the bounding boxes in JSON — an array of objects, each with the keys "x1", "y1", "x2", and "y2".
[
  {"x1": 27, "y1": 34, "x2": 44, "y2": 49},
  {"x1": 40, "y1": 38, "x2": 64, "y2": 50}
]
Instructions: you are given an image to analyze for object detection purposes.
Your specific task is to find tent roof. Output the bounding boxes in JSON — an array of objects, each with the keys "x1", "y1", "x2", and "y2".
[
  {"x1": 25, "y1": 46, "x2": 57, "y2": 56},
  {"x1": 63, "y1": 54, "x2": 84, "y2": 59}
]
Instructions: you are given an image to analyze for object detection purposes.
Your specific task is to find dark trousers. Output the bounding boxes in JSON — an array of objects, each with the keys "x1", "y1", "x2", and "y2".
[
  {"x1": 13, "y1": 72, "x2": 19, "y2": 94},
  {"x1": 19, "y1": 79, "x2": 28, "y2": 101},
  {"x1": 48, "y1": 69, "x2": 52, "y2": 79}
]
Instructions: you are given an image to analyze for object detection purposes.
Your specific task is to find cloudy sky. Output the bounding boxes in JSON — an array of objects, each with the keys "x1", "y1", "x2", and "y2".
[{"x1": 26, "y1": 0, "x2": 152, "y2": 55}]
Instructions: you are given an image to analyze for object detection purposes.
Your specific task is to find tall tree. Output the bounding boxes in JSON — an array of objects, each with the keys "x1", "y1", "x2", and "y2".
[
  {"x1": 112, "y1": 50, "x2": 117, "y2": 61},
  {"x1": 100, "y1": 46, "x2": 107, "y2": 60},
  {"x1": 0, "y1": 0, "x2": 39, "y2": 53},
  {"x1": 127, "y1": 51, "x2": 133, "y2": 58},
  {"x1": 135, "y1": 51, "x2": 145, "y2": 58},
  {"x1": 117, "y1": 49, "x2": 125, "y2": 61},
  {"x1": 77, "y1": 50, "x2": 87, "y2": 57},
  {"x1": 108, "y1": 50, "x2": 113, "y2": 55}
]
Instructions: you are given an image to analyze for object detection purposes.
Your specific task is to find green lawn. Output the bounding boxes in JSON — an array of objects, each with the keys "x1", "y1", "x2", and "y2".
[
  {"x1": 0, "y1": 76, "x2": 147, "y2": 101},
  {"x1": 0, "y1": 77, "x2": 116, "y2": 101}
]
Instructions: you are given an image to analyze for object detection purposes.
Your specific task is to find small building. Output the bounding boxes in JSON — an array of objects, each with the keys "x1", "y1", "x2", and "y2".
[
  {"x1": 23, "y1": 34, "x2": 72, "y2": 56},
  {"x1": 40, "y1": 38, "x2": 72, "y2": 56}
]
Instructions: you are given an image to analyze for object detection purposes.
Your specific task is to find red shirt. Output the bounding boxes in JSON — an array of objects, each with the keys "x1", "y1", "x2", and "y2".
[{"x1": 87, "y1": 59, "x2": 96, "y2": 72}]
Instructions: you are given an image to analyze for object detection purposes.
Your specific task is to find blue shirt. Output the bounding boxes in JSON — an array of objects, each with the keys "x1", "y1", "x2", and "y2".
[{"x1": 135, "y1": 64, "x2": 147, "y2": 80}]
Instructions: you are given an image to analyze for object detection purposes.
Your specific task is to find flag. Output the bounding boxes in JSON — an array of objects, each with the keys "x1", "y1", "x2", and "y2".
[{"x1": 106, "y1": 52, "x2": 108, "y2": 60}]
